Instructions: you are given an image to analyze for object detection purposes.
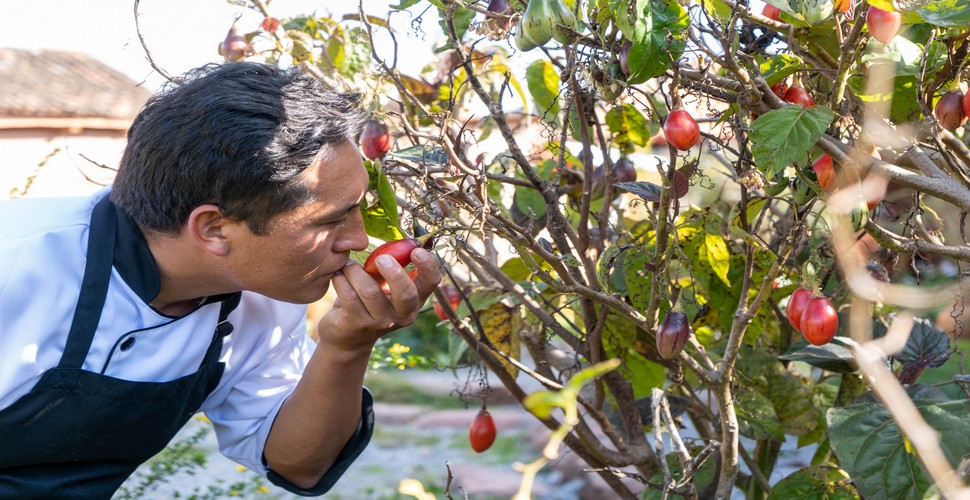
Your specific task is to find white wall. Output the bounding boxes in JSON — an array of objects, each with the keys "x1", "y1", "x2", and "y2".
[{"x1": 0, "y1": 130, "x2": 124, "y2": 200}]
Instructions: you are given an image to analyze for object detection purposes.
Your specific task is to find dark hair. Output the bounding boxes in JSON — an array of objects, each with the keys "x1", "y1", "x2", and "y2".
[{"x1": 111, "y1": 62, "x2": 367, "y2": 235}]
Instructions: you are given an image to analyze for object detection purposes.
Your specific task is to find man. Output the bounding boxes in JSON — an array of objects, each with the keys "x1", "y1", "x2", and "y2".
[{"x1": 0, "y1": 62, "x2": 441, "y2": 497}]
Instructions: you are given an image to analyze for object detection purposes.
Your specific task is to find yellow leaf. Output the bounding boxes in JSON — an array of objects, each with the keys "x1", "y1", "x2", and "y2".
[{"x1": 479, "y1": 302, "x2": 522, "y2": 378}]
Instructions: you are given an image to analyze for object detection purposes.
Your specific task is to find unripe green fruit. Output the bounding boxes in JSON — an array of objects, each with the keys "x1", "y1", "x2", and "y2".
[
  {"x1": 548, "y1": 0, "x2": 578, "y2": 44},
  {"x1": 522, "y1": 0, "x2": 554, "y2": 46}
]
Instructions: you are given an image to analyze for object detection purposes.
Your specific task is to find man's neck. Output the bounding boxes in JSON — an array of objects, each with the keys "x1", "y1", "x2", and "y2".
[{"x1": 143, "y1": 231, "x2": 228, "y2": 316}]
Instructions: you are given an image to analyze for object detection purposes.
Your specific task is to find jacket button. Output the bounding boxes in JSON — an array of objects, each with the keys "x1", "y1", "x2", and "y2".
[{"x1": 120, "y1": 337, "x2": 136, "y2": 351}]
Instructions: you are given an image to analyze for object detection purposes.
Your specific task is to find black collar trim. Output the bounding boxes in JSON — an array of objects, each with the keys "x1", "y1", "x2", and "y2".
[{"x1": 112, "y1": 202, "x2": 162, "y2": 304}]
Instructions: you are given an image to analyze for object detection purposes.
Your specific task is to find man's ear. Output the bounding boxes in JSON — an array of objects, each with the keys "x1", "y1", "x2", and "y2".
[{"x1": 186, "y1": 204, "x2": 233, "y2": 257}]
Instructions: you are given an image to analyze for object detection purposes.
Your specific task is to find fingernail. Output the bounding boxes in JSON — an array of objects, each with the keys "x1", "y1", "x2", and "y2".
[
  {"x1": 411, "y1": 249, "x2": 430, "y2": 263},
  {"x1": 376, "y1": 254, "x2": 395, "y2": 268}
]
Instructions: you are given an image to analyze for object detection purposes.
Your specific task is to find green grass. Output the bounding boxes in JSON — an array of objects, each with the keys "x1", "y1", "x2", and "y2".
[
  {"x1": 448, "y1": 431, "x2": 534, "y2": 465},
  {"x1": 370, "y1": 426, "x2": 445, "y2": 448},
  {"x1": 363, "y1": 370, "x2": 465, "y2": 409}
]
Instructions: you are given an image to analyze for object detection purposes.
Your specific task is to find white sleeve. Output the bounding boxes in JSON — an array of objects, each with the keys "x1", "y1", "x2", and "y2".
[{"x1": 199, "y1": 293, "x2": 312, "y2": 474}]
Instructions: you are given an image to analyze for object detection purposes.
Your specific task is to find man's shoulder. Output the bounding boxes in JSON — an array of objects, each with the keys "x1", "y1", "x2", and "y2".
[{"x1": 0, "y1": 191, "x2": 104, "y2": 239}]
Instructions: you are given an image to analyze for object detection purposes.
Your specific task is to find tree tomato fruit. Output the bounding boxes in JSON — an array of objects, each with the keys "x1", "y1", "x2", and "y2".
[
  {"x1": 762, "y1": 4, "x2": 781, "y2": 21},
  {"x1": 364, "y1": 238, "x2": 420, "y2": 277},
  {"x1": 663, "y1": 110, "x2": 701, "y2": 151},
  {"x1": 469, "y1": 410, "x2": 497, "y2": 453},
  {"x1": 811, "y1": 154, "x2": 836, "y2": 192},
  {"x1": 782, "y1": 86, "x2": 815, "y2": 107},
  {"x1": 771, "y1": 82, "x2": 789, "y2": 98},
  {"x1": 433, "y1": 285, "x2": 461, "y2": 320},
  {"x1": 613, "y1": 157, "x2": 638, "y2": 183},
  {"x1": 799, "y1": 296, "x2": 839, "y2": 345},
  {"x1": 866, "y1": 7, "x2": 901, "y2": 44},
  {"x1": 618, "y1": 40, "x2": 632, "y2": 79},
  {"x1": 934, "y1": 92, "x2": 967, "y2": 132},
  {"x1": 786, "y1": 287, "x2": 812, "y2": 332},
  {"x1": 962, "y1": 92, "x2": 970, "y2": 118},
  {"x1": 656, "y1": 311, "x2": 692, "y2": 360},
  {"x1": 360, "y1": 119, "x2": 391, "y2": 160},
  {"x1": 835, "y1": 0, "x2": 850, "y2": 13}
]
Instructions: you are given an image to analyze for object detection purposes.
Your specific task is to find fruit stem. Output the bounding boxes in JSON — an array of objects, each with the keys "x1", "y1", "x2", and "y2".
[{"x1": 414, "y1": 228, "x2": 442, "y2": 249}]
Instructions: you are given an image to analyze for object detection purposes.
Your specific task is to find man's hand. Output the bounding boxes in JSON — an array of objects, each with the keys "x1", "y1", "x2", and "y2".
[
  {"x1": 263, "y1": 247, "x2": 440, "y2": 489},
  {"x1": 317, "y1": 247, "x2": 441, "y2": 353}
]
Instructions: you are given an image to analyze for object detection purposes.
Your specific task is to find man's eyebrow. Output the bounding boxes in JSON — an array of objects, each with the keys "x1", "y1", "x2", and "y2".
[{"x1": 311, "y1": 201, "x2": 362, "y2": 223}]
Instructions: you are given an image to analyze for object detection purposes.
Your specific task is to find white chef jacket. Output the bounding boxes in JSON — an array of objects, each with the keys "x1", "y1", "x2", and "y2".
[{"x1": 0, "y1": 188, "x2": 372, "y2": 494}]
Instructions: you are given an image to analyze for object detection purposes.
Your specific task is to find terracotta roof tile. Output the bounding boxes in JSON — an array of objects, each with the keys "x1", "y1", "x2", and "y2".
[{"x1": 0, "y1": 48, "x2": 151, "y2": 120}]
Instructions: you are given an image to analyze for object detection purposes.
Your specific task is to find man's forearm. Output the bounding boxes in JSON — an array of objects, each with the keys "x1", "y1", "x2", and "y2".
[{"x1": 262, "y1": 342, "x2": 373, "y2": 489}]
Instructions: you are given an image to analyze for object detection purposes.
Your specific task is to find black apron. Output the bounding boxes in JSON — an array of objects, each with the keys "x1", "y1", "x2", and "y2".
[{"x1": 0, "y1": 196, "x2": 240, "y2": 499}]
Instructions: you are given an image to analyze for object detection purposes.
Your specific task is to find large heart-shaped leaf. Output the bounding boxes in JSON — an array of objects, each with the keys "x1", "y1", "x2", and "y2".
[
  {"x1": 914, "y1": 0, "x2": 970, "y2": 26},
  {"x1": 737, "y1": 347, "x2": 820, "y2": 436},
  {"x1": 736, "y1": 390, "x2": 785, "y2": 441},
  {"x1": 750, "y1": 105, "x2": 835, "y2": 178},
  {"x1": 827, "y1": 386, "x2": 970, "y2": 500}
]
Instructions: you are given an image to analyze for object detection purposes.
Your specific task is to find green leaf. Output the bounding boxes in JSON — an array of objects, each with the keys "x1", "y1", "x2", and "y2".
[
  {"x1": 338, "y1": 27, "x2": 372, "y2": 77},
  {"x1": 620, "y1": 247, "x2": 655, "y2": 311},
  {"x1": 779, "y1": 339, "x2": 858, "y2": 373},
  {"x1": 361, "y1": 159, "x2": 404, "y2": 241},
  {"x1": 738, "y1": 347, "x2": 820, "y2": 436},
  {"x1": 897, "y1": 317, "x2": 951, "y2": 367},
  {"x1": 612, "y1": 0, "x2": 689, "y2": 84},
  {"x1": 391, "y1": 144, "x2": 450, "y2": 166},
  {"x1": 736, "y1": 390, "x2": 785, "y2": 441},
  {"x1": 605, "y1": 104, "x2": 654, "y2": 153},
  {"x1": 567, "y1": 358, "x2": 622, "y2": 391},
  {"x1": 643, "y1": 449, "x2": 718, "y2": 499},
  {"x1": 526, "y1": 60, "x2": 561, "y2": 122},
  {"x1": 617, "y1": 349, "x2": 666, "y2": 399},
  {"x1": 702, "y1": 233, "x2": 731, "y2": 287},
  {"x1": 436, "y1": 5, "x2": 475, "y2": 51},
  {"x1": 860, "y1": 35, "x2": 946, "y2": 77},
  {"x1": 500, "y1": 257, "x2": 533, "y2": 282},
  {"x1": 914, "y1": 0, "x2": 970, "y2": 26},
  {"x1": 453, "y1": 287, "x2": 506, "y2": 317},
  {"x1": 524, "y1": 390, "x2": 565, "y2": 418},
  {"x1": 750, "y1": 105, "x2": 835, "y2": 178},
  {"x1": 759, "y1": 54, "x2": 805, "y2": 87},
  {"x1": 616, "y1": 181, "x2": 662, "y2": 202},
  {"x1": 828, "y1": 387, "x2": 970, "y2": 500},
  {"x1": 603, "y1": 309, "x2": 638, "y2": 350},
  {"x1": 767, "y1": 465, "x2": 860, "y2": 499},
  {"x1": 390, "y1": 0, "x2": 422, "y2": 9},
  {"x1": 597, "y1": 244, "x2": 633, "y2": 295},
  {"x1": 701, "y1": 0, "x2": 735, "y2": 23}
]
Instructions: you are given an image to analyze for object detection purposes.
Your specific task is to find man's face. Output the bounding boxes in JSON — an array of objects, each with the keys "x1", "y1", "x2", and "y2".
[{"x1": 226, "y1": 140, "x2": 371, "y2": 304}]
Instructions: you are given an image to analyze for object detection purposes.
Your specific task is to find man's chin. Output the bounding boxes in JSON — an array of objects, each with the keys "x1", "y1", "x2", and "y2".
[{"x1": 272, "y1": 281, "x2": 332, "y2": 305}]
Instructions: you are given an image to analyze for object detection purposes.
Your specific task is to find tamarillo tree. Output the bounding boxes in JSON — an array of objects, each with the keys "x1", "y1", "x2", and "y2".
[{"x1": 222, "y1": 0, "x2": 970, "y2": 497}]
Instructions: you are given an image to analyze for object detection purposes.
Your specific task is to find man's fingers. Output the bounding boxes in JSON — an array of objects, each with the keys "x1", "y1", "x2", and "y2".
[
  {"x1": 372, "y1": 254, "x2": 421, "y2": 316},
  {"x1": 408, "y1": 248, "x2": 443, "y2": 296}
]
